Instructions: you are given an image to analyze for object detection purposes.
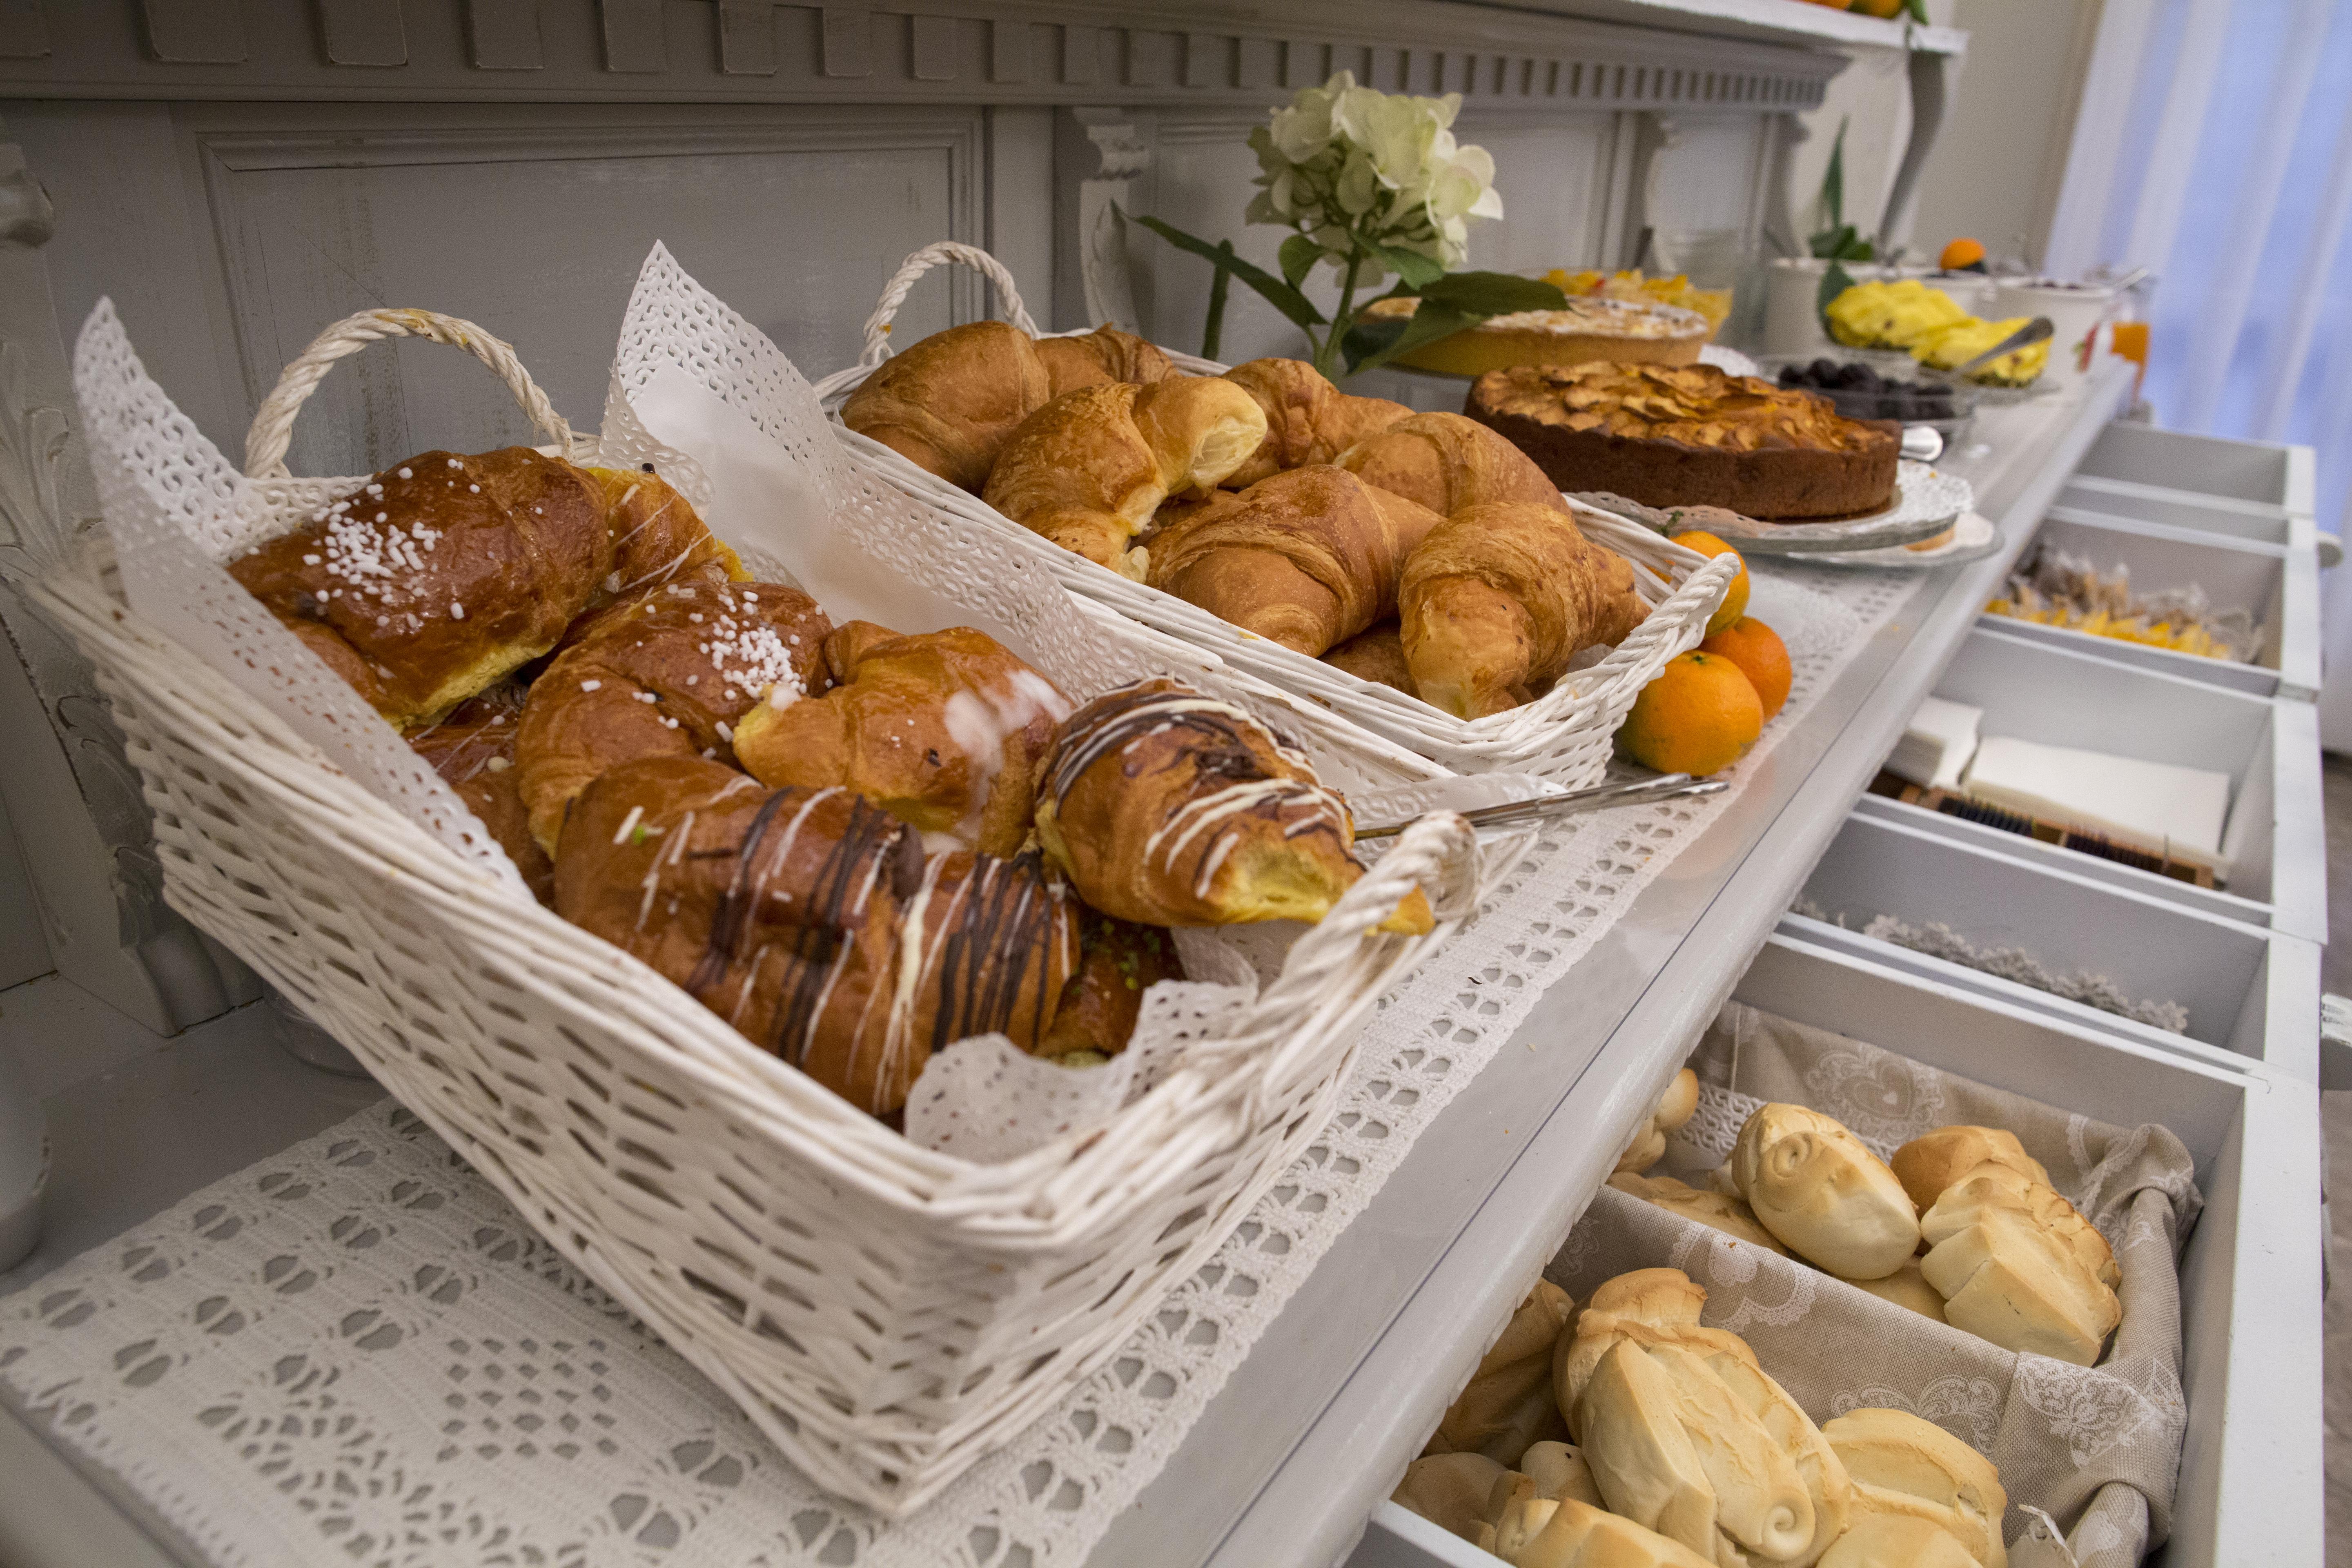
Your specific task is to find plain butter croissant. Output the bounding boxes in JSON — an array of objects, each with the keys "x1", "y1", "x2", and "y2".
[
  {"x1": 841, "y1": 321, "x2": 1175, "y2": 492},
  {"x1": 1399, "y1": 501, "x2": 1648, "y2": 719},
  {"x1": 1147, "y1": 466, "x2": 1444, "y2": 655},
  {"x1": 982, "y1": 379, "x2": 1268, "y2": 579},
  {"x1": 1218, "y1": 358, "x2": 1410, "y2": 488},
  {"x1": 1336, "y1": 410, "x2": 1568, "y2": 516}
]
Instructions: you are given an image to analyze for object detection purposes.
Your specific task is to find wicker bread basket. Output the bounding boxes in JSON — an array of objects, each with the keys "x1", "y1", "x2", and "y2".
[
  {"x1": 815, "y1": 243, "x2": 1740, "y2": 788},
  {"x1": 45, "y1": 298, "x2": 1488, "y2": 1515}
]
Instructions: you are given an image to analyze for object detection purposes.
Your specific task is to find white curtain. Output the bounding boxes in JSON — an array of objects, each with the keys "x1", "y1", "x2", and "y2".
[{"x1": 2045, "y1": 0, "x2": 2352, "y2": 744}]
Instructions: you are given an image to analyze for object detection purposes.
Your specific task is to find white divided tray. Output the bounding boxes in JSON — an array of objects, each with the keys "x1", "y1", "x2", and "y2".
[
  {"x1": 1782, "y1": 810, "x2": 2318, "y2": 1078},
  {"x1": 1349, "y1": 932, "x2": 2324, "y2": 1568},
  {"x1": 1900, "y1": 625, "x2": 2325, "y2": 945}
]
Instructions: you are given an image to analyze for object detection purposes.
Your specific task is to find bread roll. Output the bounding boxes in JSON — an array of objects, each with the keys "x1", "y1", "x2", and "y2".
[
  {"x1": 1890, "y1": 1127, "x2": 2049, "y2": 1214},
  {"x1": 982, "y1": 379, "x2": 1267, "y2": 578},
  {"x1": 1730, "y1": 1105, "x2": 1920, "y2": 1280},
  {"x1": 1552, "y1": 1267, "x2": 1756, "y2": 1419},
  {"x1": 1335, "y1": 410, "x2": 1568, "y2": 516},
  {"x1": 1520, "y1": 1441, "x2": 1606, "y2": 1507},
  {"x1": 1398, "y1": 501, "x2": 1648, "y2": 719},
  {"x1": 1490, "y1": 1493, "x2": 1717, "y2": 1568},
  {"x1": 1835, "y1": 1260, "x2": 1946, "y2": 1324},
  {"x1": 1821, "y1": 1408, "x2": 2007, "y2": 1568},
  {"x1": 1220, "y1": 358, "x2": 1411, "y2": 487},
  {"x1": 1392, "y1": 1451, "x2": 1512, "y2": 1542},
  {"x1": 1919, "y1": 1170, "x2": 2120, "y2": 1365},
  {"x1": 1428, "y1": 1281, "x2": 1577, "y2": 1465},
  {"x1": 1615, "y1": 1067, "x2": 1702, "y2": 1175},
  {"x1": 1609, "y1": 1173, "x2": 1790, "y2": 1256},
  {"x1": 1146, "y1": 466, "x2": 1444, "y2": 655},
  {"x1": 1817, "y1": 1514, "x2": 1983, "y2": 1568}
]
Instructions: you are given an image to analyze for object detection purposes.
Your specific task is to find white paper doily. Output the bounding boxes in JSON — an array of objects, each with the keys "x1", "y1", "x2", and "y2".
[{"x1": 1, "y1": 560, "x2": 1920, "y2": 1568}]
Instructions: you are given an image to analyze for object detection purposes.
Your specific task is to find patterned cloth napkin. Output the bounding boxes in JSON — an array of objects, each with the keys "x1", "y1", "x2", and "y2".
[{"x1": 1548, "y1": 1002, "x2": 2201, "y2": 1568}]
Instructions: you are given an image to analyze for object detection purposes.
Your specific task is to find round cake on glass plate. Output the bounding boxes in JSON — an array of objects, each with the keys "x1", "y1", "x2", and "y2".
[
  {"x1": 1361, "y1": 294, "x2": 1710, "y2": 378},
  {"x1": 1464, "y1": 361, "x2": 1901, "y2": 521}
]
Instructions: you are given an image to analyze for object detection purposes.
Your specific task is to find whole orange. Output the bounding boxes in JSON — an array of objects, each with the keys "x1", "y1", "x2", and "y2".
[
  {"x1": 1670, "y1": 530, "x2": 1751, "y2": 636},
  {"x1": 1940, "y1": 237, "x2": 1987, "y2": 271},
  {"x1": 1699, "y1": 616, "x2": 1793, "y2": 720},
  {"x1": 1618, "y1": 651, "x2": 1765, "y2": 775}
]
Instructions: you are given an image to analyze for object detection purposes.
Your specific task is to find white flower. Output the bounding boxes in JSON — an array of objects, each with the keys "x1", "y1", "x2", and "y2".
[
  {"x1": 1266, "y1": 72, "x2": 1349, "y2": 163},
  {"x1": 1334, "y1": 147, "x2": 1382, "y2": 216}
]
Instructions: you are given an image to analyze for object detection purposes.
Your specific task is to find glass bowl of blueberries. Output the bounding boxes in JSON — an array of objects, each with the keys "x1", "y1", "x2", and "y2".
[{"x1": 1757, "y1": 353, "x2": 1979, "y2": 452}]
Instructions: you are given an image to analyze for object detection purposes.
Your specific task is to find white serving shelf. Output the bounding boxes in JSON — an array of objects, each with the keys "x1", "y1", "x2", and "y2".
[
  {"x1": 1785, "y1": 810, "x2": 2319, "y2": 1078},
  {"x1": 1922, "y1": 624, "x2": 2326, "y2": 944},
  {"x1": 1353, "y1": 932, "x2": 2325, "y2": 1567},
  {"x1": 1494, "y1": 0, "x2": 1966, "y2": 54}
]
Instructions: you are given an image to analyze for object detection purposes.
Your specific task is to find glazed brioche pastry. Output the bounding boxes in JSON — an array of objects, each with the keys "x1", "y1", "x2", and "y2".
[
  {"x1": 513, "y1": 579, "x2": 833, "y2": 854},
  {"x1": 1890, "y1": 1126, "x2": 2051, "y2": 1214},
  {"x1": 1821, "y1": 1408, "x2": 2007, "y2": 1568},
  {"x1": 581, "y1": 465, "x2": 744, "y2": 603},
  {"x1": 1146, "y1": 466, "x2": 1445, "y2": 655},
  {"x1": 1818, "y1": 1515, "x2": 1983, "y2": 1568},
  {"x1": 556, "y1": 757, "x2": 1084, "y2": 1116},
  {"x1": 1426, "y1": 1281, "x2": 1576, "y2": 1465},
  {"x1": 982, "y1": 380, "x2": 1269, "y2": 579},
  {"x1": 1035, "y1": 679, "x2": 1427, "y2": 931},
  {"x1": 231, "y1": 447, "x2": 612, "y2": 729},
  {"x1": 840, "y1": 321, "x2": 1178, "y2": 492},
  {"x1": 1561, "y1": 1270, "x2": 1851, "y2": 1568},
  {"x1": 1218, "y1": 358, "x2": 1410, "y2": 488},
  {"x1": 1489, "y1": 1493, "x2": 1717, "y2": 1568},
  {"x1": 1918, "y1": 1167, "x2": 2120, "y2": 1365},
  {"x1": 1394, "y1": 1452, "x2": 1513, "y2": 1543},
  {"x1": 731, "y1": 621, "x2": 1069, "y2": 857},
  {"x1": 1608, "y1": 1173, "x2": 1790, "y2": 1256},
  {"x1": 1335, "y1": 410, "x2": 1569, "y2": 517},
  {"x1": 1321, "y1": 621, "x2": 1418, "y2": 697},
  {"x1": 1836, "y1": 1260, "x2": 1947, "y2": 1324},
  {"x1": 1730, "y1": 1104, "x2": 1921, "y2": 1280},
  {"x1": 1614, "y1": 1067, "x2": 1702, "y2": 1175},
  {"x1": 1399, "y1": 501, "x2": 1648, "y2": 719},
  {"x1": 408, "y1": 679, "x2": 552, "y2": 903}
]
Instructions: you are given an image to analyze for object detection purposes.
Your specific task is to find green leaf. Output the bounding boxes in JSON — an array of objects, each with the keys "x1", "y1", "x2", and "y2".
[
  {"x1": 1124, "y1": 209, "x2": 1326, "y2": 330},
  {"x1": 1202, "y1": 241, "x2": 1235, "y2": 361},
  {"x1": 1902, "y1": 0, "x2": 1929, "y2": 19},
  {"x1": 1359, "y1": 238, "x2": 1446, "y2": 291},
  {"x1": 1418, "y1": 271, "x2": 1568, "y2": 315},
  {"x1": 1278, "y1": 235, "x2": 1322, "y2": 291},
  {"x1": 1817, "y1": 259, "x2": 1857, "y2": 338},
  {"x1": 1822, "y1": 116, "x2": 1849, "y2": 230},
  {"x1": 1343, "y1": 299, "x2": 1479, "y2": 376}
]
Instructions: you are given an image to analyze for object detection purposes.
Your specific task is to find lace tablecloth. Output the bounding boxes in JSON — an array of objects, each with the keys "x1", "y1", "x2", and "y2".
[{"x1": 2, "y1": 559, "x2": 1920, "y2": 1568}]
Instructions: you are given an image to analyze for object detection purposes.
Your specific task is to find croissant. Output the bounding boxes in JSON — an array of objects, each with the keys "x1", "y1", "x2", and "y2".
[
  {"x1": 1399, "y1": 501, "x2": 1648, "y2": 718},
  {"x1": 1320, "y1": 621, "x2": 1418, "y2": 697},
  {"x1": 408, "y1": 679, "x2": 552, "y2": 902},
  {"x1": 1035, "y1": 678, "x2": 1429, "y2": 931},
  {"x1": 513, "y1": 579, "x2": 834, "y2": 853},
  {"x1": 230, "y1": 447, "x2": 613, "y2": 729},
  {"x1": 582, "y1": 464, "x2": 744, "y2": 601},
  {"x1": 840, "y1": 321, "x2": 1175, "y2": 492},
  {"x1": 1036, "y1": 911, "x2": 1187, "y2": 1060},
  {"x1": 731, "y1": 621, "x2": 1069, "y2": 857},
  {"x1": 1218, "y1": 358, "x2": 1410, "y2": 488},
  {"x1": 1336, "y1": 411, "x2": 1569, "y2": 517},
  {"x1": 982, "y1": 379, "x2": 1269, "y2": 579},
  {"x1": 1145, "y1": 466, "x2": 1444, "y2": 655},
  {"x1": 557, "y1": 755, "x2": 1085, "y2": 1116}
]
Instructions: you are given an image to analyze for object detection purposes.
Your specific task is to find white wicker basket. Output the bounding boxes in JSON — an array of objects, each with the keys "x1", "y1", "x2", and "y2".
[
  {"x1": 814, "y1": 243, "x2": 1740, "y2": 788},
  {"x1": 50, "y1": 298, "x2": 1490, "y2": 1516}
]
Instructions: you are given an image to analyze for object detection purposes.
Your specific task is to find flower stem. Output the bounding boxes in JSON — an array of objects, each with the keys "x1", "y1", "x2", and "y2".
[{"x1": 1316, "y1": 246, "x2": 1365, "y2": 380}]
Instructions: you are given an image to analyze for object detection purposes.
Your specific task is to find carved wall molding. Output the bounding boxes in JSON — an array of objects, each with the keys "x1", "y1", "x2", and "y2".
[{"x1": 1, "y1": 2, "x2": 1843, "y2": 110}]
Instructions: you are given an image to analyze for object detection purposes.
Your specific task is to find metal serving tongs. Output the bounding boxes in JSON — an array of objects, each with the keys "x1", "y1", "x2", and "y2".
[
  {"x1": 1950, "y1": 315, "x2": 2055, "y2": 380},
  {"x1": 1355, "y1": 773, "x2": 1728, "y2": 841}
]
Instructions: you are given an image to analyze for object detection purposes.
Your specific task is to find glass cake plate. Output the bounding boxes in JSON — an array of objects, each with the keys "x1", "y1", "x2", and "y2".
[
  {"x1": 1568, "y1": 461, "x2": 1972, "y2": 555},
  {"x1": 1798, "y1": 506, "x2": 2005, "y2": 570}
]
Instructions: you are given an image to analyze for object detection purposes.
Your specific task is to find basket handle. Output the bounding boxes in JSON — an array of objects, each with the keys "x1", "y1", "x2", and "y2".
[
  {"x1": 243, "y1": 307, "x2": 580, "y2": 479},
  {"x1": 856, "y1": 243, "x2": 1042, "y2": 371}
]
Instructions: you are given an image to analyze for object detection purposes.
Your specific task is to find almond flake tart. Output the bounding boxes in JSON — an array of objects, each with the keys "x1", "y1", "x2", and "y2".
[{"x1": 1465, "y1": 362, "x2": 1902, "y2": 521}]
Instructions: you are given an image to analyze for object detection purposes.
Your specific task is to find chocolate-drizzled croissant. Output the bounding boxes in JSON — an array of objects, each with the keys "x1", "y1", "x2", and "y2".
[
  {"x1": 558, "y1": 756, "x2": 1086, "y2": 1116},
  {"x1": 731, "y1": 622, "x2": 1068, "y2": 857},
  {"x1": 408, "y1": 679, "x2": 552, "y2": 902},
  {"x1": 514, "y1": 579, "x2": 833, "y2": 853},
  {"x1": 1035, "y1": 678, "x2": 1430, "y2": 931}
]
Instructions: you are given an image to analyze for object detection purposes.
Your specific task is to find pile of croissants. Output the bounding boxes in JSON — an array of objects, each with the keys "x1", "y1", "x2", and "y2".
[
  {"x1": 227, "y1": 443, "x2": 1427, "y2": 1120},
  {"x1": 842, "y1": 322, "x2": 1652, "y2": 720},
  {"x1": 1396, "y1": 1267, "x2": 2010, "y2": 1568},
  {"x1": 1609, "y1": 1075, "x2": 2123, "y2": 1367}
]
